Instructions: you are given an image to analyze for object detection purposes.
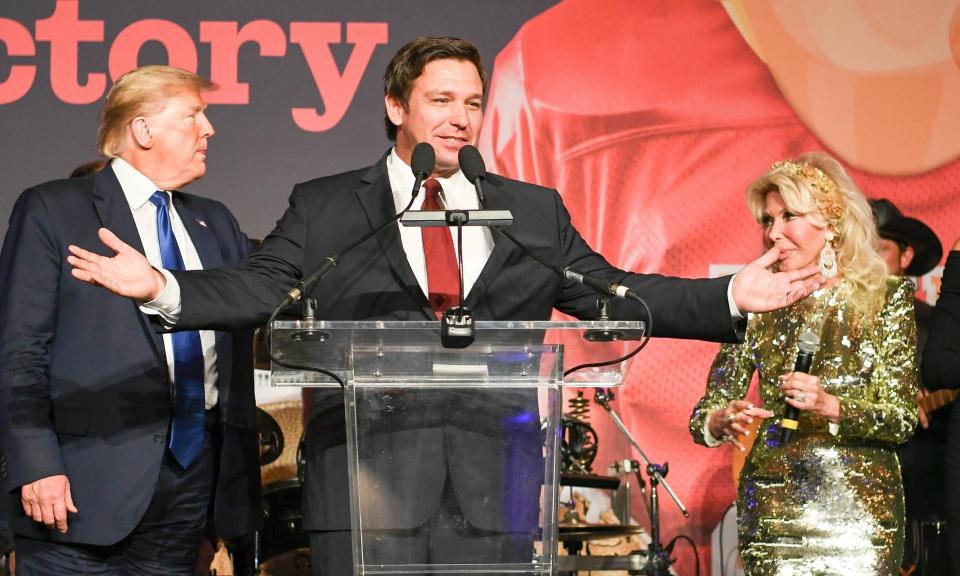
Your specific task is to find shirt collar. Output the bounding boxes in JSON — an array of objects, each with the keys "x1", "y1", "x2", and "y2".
[
  {"x1": 110, "y1": 157, "x2": 166, "y2": 210},
  {"x1": 386, "y1": 147, "x2": 475, "y2": 210}
]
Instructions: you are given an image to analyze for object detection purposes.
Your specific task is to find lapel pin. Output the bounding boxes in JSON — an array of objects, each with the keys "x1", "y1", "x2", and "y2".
[{"x1": 196, "y1": 218, "x2": 208, "y2": 228}]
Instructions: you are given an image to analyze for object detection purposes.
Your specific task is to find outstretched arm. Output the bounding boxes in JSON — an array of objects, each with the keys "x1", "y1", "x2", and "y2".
[{"x1": 67, "y1": 227, "x2": 167, "y2": 302}]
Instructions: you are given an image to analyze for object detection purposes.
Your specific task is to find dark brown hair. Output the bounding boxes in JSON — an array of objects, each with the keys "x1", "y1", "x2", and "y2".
[{"x1": 383, "y1": 36, "x2": 487, "y2": 140}]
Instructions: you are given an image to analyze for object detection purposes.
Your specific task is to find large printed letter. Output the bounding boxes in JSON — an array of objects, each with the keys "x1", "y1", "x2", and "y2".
[
  {"x1": 290, "y1": 22, "x2": 388, "y2": 132},
  {"x1": 201, "y1": 20, "x2": 286, "y2": 104},
  {"x1": 0, "y1": 18, "x2": 36, "y2": 104},
  {"x1": 35, "y1": 0, "x2": 105, "y2": 104},
  {"x1": 109, "y1": 19, "x2": 197, "y2": 80}
]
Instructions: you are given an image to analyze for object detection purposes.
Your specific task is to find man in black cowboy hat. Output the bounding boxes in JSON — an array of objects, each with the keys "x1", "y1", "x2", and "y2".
[
  {"x1": 872, "y1": 198, "x2": 943, "y2": 350},
  {"x1": 871, "y1": 198, "x2": 948, "y2": 576}
]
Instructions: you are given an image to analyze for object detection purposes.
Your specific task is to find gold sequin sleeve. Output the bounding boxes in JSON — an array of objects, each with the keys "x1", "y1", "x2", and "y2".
[
  {"x1": 834, "y1": 277, "x2": 919, "y2": 444},
  {"x1": 688, "y1": 335, "x2": 755, "y2": 446}
]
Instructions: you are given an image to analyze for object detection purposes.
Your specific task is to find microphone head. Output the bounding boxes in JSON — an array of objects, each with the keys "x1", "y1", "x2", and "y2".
[
  {"x1": 410, "y1": 142, "x2": 436, "y2": 177},
  {"x1": 797, "y1": 330, "x2": 820, "y2": 354},
  {"x1": 458, "y1": 145, "x2": 486, "y2": 181}
]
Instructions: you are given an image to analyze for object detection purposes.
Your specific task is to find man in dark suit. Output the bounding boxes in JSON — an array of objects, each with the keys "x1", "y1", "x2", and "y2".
[
  {"x1": 0, "y1": 65, "x2": 260, "y2": 575},
  {"x1": 923, "y1": 234, "x2": 960, "y2": 575},
  {"x1": 871, "y1": 199, "x2": 948, "y2": 575},
  {"x1": 67, "y1": 38, "x2": 820, "y2": 574}
]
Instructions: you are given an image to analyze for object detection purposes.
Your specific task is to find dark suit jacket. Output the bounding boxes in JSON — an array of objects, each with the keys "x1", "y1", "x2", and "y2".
[
  {"x1": 897, "y1": 298, "x2": 948, "y2": 520},
  {"x1": 923, "y1": 252, "x2": 960, "y2": 522},
  {"x1": 0, "y1": 167, "x2": 260, "y2": 544},
  {"x1": 169, "y1": 154, "x2": 742, "y2": 531}
]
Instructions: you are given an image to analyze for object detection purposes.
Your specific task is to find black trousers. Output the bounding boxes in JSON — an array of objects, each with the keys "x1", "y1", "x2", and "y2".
[{"x1": 16, "y1": 430, "x2": 216, "y2": 576}]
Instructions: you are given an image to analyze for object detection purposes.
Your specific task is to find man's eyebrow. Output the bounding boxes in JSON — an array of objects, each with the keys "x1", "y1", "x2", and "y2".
[{"x1": 423, "y1": 89, "x2": 483, "y2": 100}]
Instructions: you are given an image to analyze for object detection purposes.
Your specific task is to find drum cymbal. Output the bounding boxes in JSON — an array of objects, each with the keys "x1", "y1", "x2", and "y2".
[
  {"x1": 259, "y1": 401, "x2": 306, "y2": 485},
  {"x1": 558, "y1": 524, "x2": 646, "y2": 541}
]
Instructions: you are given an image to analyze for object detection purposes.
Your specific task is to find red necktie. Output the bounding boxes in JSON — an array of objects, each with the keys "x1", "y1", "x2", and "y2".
[{"x1": 421, "y1": 179, "x2": 460, "y2": 318}]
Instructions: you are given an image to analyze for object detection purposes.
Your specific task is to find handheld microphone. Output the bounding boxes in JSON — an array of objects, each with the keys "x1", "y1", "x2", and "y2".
[
  {"x1": 780, "y1": 330, "x2": 820, "y2": 444},
  {"x1": 458, "y1": 145, "x2": 486, "y2": 204},
  {"x1": 275, "y1": 142, "x2": 436, "y2": 310}
]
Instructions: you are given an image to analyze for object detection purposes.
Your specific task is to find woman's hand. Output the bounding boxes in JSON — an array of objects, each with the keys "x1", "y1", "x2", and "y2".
[
  {"x1": 779, "y1": 372, "x2": 841, "y2": 422},
  {"x1": 708, "y1": 400, "x2": 774, "y2": 451}
]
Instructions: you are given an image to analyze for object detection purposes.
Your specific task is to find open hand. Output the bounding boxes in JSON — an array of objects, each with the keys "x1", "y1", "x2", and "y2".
[
  {"x1": 708, "y1": 400, "x2": 774, "y2": 451},
  {"x1": 68, "y1": 227, "x2": 166, "y2": 302},
  {"x1": 732, "y1": 247, "x2": 823, "y2": 313}
]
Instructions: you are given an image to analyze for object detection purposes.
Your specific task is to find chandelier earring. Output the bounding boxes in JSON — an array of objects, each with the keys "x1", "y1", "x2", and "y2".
[{"x1": 819, "y1": 230, "x2": 838, "y2": 278}]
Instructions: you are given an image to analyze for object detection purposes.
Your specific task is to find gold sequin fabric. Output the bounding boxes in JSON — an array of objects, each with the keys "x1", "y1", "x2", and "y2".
[{"x1": 689, "y1": 277, "x2": 918, "y2": 575}]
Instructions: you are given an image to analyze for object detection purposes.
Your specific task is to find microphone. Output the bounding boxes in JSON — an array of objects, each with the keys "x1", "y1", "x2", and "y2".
[
  {"x1": 458, "y1": 145, "x2": 486, "y2": 204},
  {"x1": 409, "y1": 141, "x2": 436, "y2": 199},
  {"x1": 779, "y1": 330, "x2": 820, "y2": 444},
  {"x1": 276, "y1": 142, "x2": 436, "y2": 310}
]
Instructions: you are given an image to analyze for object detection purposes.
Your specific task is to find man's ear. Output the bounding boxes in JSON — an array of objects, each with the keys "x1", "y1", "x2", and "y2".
[
  {"x1": 385, "y1": 94, "x2": 404, "y2": 129},
  {"x1": 130, "y1": 116, "x2": 153, "y2": 149},
  {"x1": 901, "y1": 245, "x2": 916, "y2": 271}
]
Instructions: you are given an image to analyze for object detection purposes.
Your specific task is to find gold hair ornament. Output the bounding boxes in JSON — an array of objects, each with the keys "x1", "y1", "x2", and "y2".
[{"x1": 770, "y1": 160, "x2": 844, "y2": 231}]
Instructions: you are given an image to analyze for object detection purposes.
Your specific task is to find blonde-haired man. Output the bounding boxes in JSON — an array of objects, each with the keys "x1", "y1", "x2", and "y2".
[{"x1": 0, "y1": 65, "x2": 259, "y2": 575}]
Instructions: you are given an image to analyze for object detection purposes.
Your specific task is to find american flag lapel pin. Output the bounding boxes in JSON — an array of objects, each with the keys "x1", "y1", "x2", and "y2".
[{"x1": 196, "y1": 218, "x2": 208, "y2": 228}]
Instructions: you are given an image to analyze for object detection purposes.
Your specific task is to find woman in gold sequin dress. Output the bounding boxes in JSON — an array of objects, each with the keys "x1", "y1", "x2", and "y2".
[{"x1": 689, "y1": 152, "x2": 918, "y2": 575}]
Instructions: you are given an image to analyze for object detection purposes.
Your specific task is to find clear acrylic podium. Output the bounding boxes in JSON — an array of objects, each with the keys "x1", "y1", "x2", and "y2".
[{"x1": 271, "y1": 319, "x2": 642, "y2": 575}]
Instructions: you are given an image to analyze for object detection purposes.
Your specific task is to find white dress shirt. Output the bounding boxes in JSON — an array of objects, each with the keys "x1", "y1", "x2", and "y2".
[
  {"x1": 112, "y1": 158, "x2": 219, "y2": 409},
  {"x1": 386, "y1": 148, "x2": 495, "y2": 298}
]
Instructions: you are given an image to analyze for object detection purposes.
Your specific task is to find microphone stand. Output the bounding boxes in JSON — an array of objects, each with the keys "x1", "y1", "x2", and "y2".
[{"x1": 594, "y1": 388, "x2": 686, "y2": 576}]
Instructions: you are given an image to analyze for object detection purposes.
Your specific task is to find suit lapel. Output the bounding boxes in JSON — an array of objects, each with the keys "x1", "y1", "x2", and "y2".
[
  {"x1": 354, "y1": 159, "x2": 433, "y2": 319},
  {"x1": 173, "y1": 194, "x2": 223, "y2": 271},
  {"x1": 466, "y1": 175, "x2": 519, "y2": 311},
  {"x1": 90, "y1": 167, "x2": 166, "y2": 362}
]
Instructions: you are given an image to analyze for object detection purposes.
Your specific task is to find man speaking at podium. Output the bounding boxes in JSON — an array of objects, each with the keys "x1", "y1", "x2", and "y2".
[{"x1": 68, "y1": 37, "x2": 821, "y2": 574}]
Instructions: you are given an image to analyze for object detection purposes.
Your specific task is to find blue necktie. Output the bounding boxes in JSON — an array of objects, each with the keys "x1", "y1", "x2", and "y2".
[{"x1": 149, "y1": 191, "x2": 205, "y2": 469}]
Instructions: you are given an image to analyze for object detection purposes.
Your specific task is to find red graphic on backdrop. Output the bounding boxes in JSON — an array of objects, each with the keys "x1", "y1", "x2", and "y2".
[
  {"x1": 480, "y1": 0, "x2": 960, "y2": 573},
  {"x1": 0, "y1": 0, "x2": 388, "y2": 131}
]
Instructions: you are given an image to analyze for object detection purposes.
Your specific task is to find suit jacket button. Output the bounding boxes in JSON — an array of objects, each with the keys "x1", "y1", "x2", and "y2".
[{"x1": 153, "y1": 433, "x2": 164, "y2": 444}]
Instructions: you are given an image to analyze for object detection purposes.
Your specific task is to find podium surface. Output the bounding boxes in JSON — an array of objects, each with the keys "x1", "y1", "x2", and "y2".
[{"x1": 271, "y1": 320, "x2": 642, "y2": 574}]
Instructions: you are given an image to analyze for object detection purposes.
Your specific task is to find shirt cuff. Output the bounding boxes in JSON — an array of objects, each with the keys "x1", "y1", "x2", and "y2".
[
  {"x1": 728, "y1": 275, "x2": 744, "y2": 319},
  {"x1": 139, "y1": 267, "x2": 182, "y2": 325},
  {"x1": 703, "y1": 419, "x2": 725, "y2": 447}
]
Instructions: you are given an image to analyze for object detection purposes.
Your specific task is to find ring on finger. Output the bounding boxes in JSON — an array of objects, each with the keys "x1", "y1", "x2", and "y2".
[
  {"x1": 796, "y1": 392, "x2": 806, "y2": 403},
  {"x1": 725, "y1": 412, "x2": 737, "y2": 422}
]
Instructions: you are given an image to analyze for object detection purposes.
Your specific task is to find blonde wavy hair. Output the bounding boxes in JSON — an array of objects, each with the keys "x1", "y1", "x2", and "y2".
[
  {"x1": 98, "y1": 65, "x2": 216, "y2": 157},
  {"x1": 747, "y1": 151, "x2": 889, "y2": 311}
]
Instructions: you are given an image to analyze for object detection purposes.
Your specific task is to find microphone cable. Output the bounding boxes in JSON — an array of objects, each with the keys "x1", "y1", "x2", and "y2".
[{"x1": 458, "y1": 145, "x2": 653, "y2": 378}]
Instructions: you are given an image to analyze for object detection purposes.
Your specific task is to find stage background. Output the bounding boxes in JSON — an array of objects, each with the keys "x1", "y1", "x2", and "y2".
[{"x1": 4, "y1": 1, "x2": 960, "y2": 573}]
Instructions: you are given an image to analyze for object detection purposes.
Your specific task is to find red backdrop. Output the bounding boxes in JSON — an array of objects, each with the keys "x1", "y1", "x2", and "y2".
[{"x1": 480, "y1": 0, "x2": 960, "y2": 572}]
